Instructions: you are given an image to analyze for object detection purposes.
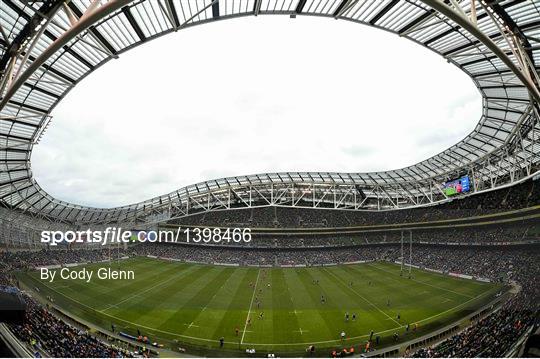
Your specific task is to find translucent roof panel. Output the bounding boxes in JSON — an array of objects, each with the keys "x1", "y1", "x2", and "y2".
[{"x1": 0, "y1": 0, "x2": 538, "y2": 224}]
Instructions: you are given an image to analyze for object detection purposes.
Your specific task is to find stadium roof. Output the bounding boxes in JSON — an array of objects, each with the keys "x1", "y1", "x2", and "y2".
[{"x1": 0, "y1": 0, "x2": 539, "y2": 225}]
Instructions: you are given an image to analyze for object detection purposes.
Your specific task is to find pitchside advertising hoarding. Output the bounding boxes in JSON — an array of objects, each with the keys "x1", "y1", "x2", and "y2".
[{"x1": 442, "y1": 175, "x2": 471, "y2": 197}]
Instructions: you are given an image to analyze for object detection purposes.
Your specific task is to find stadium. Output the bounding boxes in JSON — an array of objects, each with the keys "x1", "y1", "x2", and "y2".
[{"x1": 1, "y1": 0, "x2": 540, "y2": 358}]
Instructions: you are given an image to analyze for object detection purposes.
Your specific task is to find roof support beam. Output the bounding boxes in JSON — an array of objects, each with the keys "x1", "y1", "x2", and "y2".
[
  {"x1": 22, "y1": 191, "x2": 45, "y2": 210},
  {"x1": 295, "y1": 0, "x2": 307, "y2": 14},
  {"x1": 253, "y1": 0, "x2": 263, "y2": 15},
  {"x1": 121, "y1": 6, "x2": 147, "y2": 42},
  {"x1": 0, "y1": 184, "x2": 33, "y2": 201},
  {"x1": 369, "y1": 0, "x2": 399, "y2": 25},
  {"x1": 43, "y1": 30, "x2": 95, "y2": 70},
  {"x1": 164, "y1": 0, "x2": 180, "y2": 28},
  {"x1": 0, "y1": 0, "x2": 132, "y2": 111},
  {"x1": 421, "y1": 0, "x2": 540, "y2": 104},
  {"x1": 488, "y1": 0, "x2": 534, "y2": 68},
  {"x1": 424, "y1": 26, "x2": 459, "y2": 46},
  {"x1": 23, "y1": 83, "x2": 61, "y2": 99},
  {"x1": 38, "y1": 61, "x2": 76, "y2": 84},
  {"x1": 333, "y1": 0, "x2": 349, "y2": 17},
  {"x1": 0, "y1": 133, "x2": 32, "y2": 142},
  {"x1": 0, "y1": 115, "x2": 41, "y2": 128},
  {"x1": 7, "y1": 100, "x2": 48, "y2": 115},
  {"x1": 1, "y1": 168, "x2": 29, "y2": 175},
  {"x1": 398, "y1": 9, "x2": 435, "y2": 34},
  {"x1": 212, "y1": 0, "x2": 220, "y2": 18},
  {"x1": 67, "y1": 2, "x2": 118, "y2": 56},
  {"x1": 0, "y1": 0, "x2": 63, "y2": 73},
  {"x1": 0, "y1": 176, "x2": 30, "y2": 187}
]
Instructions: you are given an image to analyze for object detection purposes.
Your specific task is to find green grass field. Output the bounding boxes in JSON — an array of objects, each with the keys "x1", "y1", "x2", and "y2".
[{"x1": 19, "y1": 257, "x2": 502, "y2": 356}]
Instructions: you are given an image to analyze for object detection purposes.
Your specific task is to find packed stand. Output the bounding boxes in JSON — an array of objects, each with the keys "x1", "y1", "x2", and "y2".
[
  {"x1": 1, "y1": 247, "x2": 130, "y2": 270},
  {"x1": 10, "y1": 295, "x2": 133, "y2": 357},
  {"x1": 0, "y1": 248, "x2": 134, "y2": 357},
  {"x1": 410, "y1": 246, "x2": 539, "y2": 358},
  {"x1": 133, "y1": 242, "x2": 395, "y2": 266},
  {"x1": 1, "y1": 235, "x2": 538, "y2": 357},
  {"x1": 170, "y1": 178, "x2": 540, "y2": 228}
]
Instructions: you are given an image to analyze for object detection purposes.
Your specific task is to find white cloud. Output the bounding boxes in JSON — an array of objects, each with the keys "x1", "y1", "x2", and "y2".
[{"x1": 31, "y1": 16, "x2": 481, "y2": 208}]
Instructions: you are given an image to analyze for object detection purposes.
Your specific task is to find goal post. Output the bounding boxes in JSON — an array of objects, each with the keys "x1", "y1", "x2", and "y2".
[
  {"x1": 409, "y1": 230, "x2": 413, "y2": 278},
  {"x1": 400, "y1": 231, "x2": 404, "y2": 276}
]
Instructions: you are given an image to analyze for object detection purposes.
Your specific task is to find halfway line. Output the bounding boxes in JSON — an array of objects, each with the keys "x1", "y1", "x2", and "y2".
[{"x1": 241, "y1": 269, "x2": 261, "y2": 344}]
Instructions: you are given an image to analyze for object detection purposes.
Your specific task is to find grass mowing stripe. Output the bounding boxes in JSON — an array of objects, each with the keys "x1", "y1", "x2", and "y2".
[
  {"x1": 271, "y1": 269, "x2": 302, "y2": 344},
  {"x1": 244, "y1": 269, "x2": 275, "y2": 345},
  {"x1": 368, "y1": 263, "x2": 473, "y2": 298},
  {"x1": 112, "y1": 265, "x2": 209, "y2": 323},
  {"x1": 32, "y1": 266, "x2": 249, "y2": 345},
  {"x1": 154, "y1": 266, "x2": 232, "y2": 331},
  {"x1": 340, "y1": 263, "x2": 434, "y2": 306},
  {"x1": 335, "y1": 264, "x2": 452, "y2": 328},
  {"x1": 93, "y1": 260, "x2": 183, "y2": 298},
  {"x1": 23, "y1": 259, "x2": 502, "y2": 352},
  {"x1": 175, "y1": 267, "x2": 236, "y2": 332},
  {"x1": 110, "y1": 266, "x2": 212, "y2": 334},
  {"x1": 41, "y1": 258, "x2": 160, "y2": 295},
  {"x1": 296, "y1": 267, "x2": 379, "y2": 340},
  {"x1": 100, "y1": 263, "x2": 194, "y2": 313},
  {"x1": 377, "y1": 262, "x2": 489, "y2": 300},
  {"x1": 47, "y1": 261, "x2": 183, "y2": 310},
  {"x1": 211, "y1": 268, "x2": 258, "y2": 346},
  {"x1": 341, "y1": 264, "x2": 461, "y2": 314},
  {"x1": 400, "y1": 288, "x2": 498, "y2": 331},
  {"x1": 100, "y1": 267, "x2": 190, "y2": 313},
  {"x1": 65, "y1": 263, "x2": 199, "y2": 332},
  {"x1": 284, "y1": 269, "x2": 334, "y2": 341},
  {"x1": 323, "y1": 267, "x2": 401, "y2": 326},
  {"x1": 196, "y1": 267, "x2": 247, "y2": 311},
  {"x1": 241, "y1": 269, "x2": 260, "y2": 344},
  {"x1": 377, "y1": 261, "x2": 489, "y2": 292},
  {"x1": 333, "y1": 264, "x2": 499, "y2": 330},
  {"x1": 54, "y1": 258, "x2": 186, "y2": 304},
  {"x1": 187, "y1": 267, "x2": 250, "y2": 337},
  {"x1": 325, "y1": 267, "x2": 497, "y2": 335}
]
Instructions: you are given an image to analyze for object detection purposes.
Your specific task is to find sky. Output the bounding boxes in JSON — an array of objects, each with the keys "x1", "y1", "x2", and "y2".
[{"x1": 31, "y1": 16, "x2": 481, "y2": 208}]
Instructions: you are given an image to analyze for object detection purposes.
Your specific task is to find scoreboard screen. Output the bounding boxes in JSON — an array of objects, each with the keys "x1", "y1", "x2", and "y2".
[{"x1": 443, "y1": 175, "x2": 471, "y2": 196}]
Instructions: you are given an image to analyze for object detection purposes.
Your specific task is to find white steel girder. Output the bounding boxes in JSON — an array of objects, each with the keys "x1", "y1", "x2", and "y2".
[{"x1": 0, "y1": 0, "x2": 539, "y2": 227}]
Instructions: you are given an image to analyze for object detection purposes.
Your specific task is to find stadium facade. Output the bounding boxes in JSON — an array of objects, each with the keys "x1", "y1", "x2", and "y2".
[{"x1": 0, "y1": 0, "x2": 539, "y2": 232}]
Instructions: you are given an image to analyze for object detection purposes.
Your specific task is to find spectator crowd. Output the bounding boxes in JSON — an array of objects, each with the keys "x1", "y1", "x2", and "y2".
[
  {"x1": 0, "y1": 248, "x2": 133, "y2": 357},
  {"x1": 0, "y1": 218, "x2": 538, "y2": 357},
  {"x1": 172, "y1": 177, "x2": 540, "y2": 228},
  {"x1": 10, "y1": 295, "x2": 133, "y2": 357}
]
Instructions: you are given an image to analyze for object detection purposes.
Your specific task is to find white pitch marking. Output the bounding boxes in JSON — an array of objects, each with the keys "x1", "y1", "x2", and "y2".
[
  {"x1": 295, "y1": 328, "x2": 308, "y2": 335},
  {"x1": 187, "y1": 322, "x2": 199, "y2": 329},
  {"x1": 241, "y1": 269, "x2": 261, "y2": 345},
  {"x1": 36, "y1": 263, "x2": 494, "y2": 348}
]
